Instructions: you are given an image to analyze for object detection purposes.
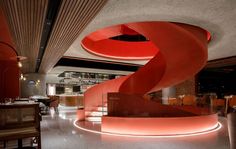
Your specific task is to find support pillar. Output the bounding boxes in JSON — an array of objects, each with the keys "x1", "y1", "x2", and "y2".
[
  {"x1": 20, "y1": 73, "x2": 46, "y2": 97},
  {"x1": 162, "y1": 87, "x2": 176, "y2": 104}
]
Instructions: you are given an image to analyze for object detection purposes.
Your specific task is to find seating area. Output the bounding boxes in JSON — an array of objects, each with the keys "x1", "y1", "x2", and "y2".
[
  {"x1": 168, "y1": 98, "x2": 182, "y2": 105},
  {"x1": 167, "y1": 94, "x2": 236, "y2": 117},
  {"x1": 0, "y1": 103, "x2": 41, "y2": 149},
  {"x1": 228, "y1": 95, "x2": 236, "y2": 112},
  {"x1": 168, "y1": 95, "x2": 197, "y2": 106}
]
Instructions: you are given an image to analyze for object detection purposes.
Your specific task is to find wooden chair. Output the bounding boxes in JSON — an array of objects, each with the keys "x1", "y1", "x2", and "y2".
[
  {"x1": 228, "y1": 95, "x2": 236, "y2": 113},
  {"x1": 182, "y1": 95, "x2": 196, "y2": 106},
  {"x1": 211, "y1": 99, "x2": 226, "y2": 115},
  {"x1": 0, "y1": 103, "x2": 41, "y2": 148},
  {"x1": 197, "y1": 95, "x2": 211, "y2": 107},
  {"x1": 168, "y1": 97, "x2": 183, "y2": 106},
  {"x1": 212, "y1": 99, "x2": 225, "y2": 107},
  {"x1": 168, "y1": 98, "x2": 178, "y2": 105},
  {"x1": 229, "y1": 96, "x2": 236, "y2": 108}
]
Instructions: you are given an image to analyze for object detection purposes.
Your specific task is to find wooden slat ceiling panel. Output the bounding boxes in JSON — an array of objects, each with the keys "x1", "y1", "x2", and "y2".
[
  {"x1": 39, "y1": 0, "x2": 107, "y2": 73},
  {"x1": 0, "y1": 0, "x2": 48, "y2": 73}
]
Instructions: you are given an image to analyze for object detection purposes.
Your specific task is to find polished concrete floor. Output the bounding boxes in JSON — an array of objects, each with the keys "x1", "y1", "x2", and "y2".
[{"x1": 41, "y1": 108, "x2": 230, "y2": 149}]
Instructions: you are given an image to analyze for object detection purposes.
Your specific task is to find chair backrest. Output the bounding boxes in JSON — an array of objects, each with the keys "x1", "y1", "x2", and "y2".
[
  {"x1": 0, "y1": 104, "x2": 40, "y2": 130},
  {"x1": 168, "y1": 98, "x2": 178, "y2": 105},
  {"x1": 212, "y1": 99, "x2": 225, "y2": 107},
  {"x1": 229, "y1": 96, "x2": 236, "y2": 107},
  {"x1": 182, "y1": 95, "x2": 196, "y2": 106}
]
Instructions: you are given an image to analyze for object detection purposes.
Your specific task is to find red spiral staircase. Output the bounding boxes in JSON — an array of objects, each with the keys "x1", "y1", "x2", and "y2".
[{"x1": 81, "y1": 22, "x2": 209, "y2": 122}]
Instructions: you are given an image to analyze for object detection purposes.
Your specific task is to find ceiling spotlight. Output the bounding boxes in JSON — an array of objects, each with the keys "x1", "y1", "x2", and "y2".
[{"x1": 23, "y1": 77, "x2": 26, "y2": 81}]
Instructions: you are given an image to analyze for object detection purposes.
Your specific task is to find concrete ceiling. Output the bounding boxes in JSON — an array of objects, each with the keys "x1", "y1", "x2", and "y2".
[{"x1": 64, "y1": 0, "x2": 236, "y2": 65}]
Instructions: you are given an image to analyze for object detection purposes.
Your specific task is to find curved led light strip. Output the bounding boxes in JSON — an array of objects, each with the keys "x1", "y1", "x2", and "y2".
[{"x1": 73, "y1": 119, "x2": 222, "y2": 138}]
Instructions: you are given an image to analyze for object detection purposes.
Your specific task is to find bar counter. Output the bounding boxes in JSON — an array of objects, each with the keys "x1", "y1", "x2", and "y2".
[{"x1": 59, "y1": 95, "x2": 83, "y2": 107}]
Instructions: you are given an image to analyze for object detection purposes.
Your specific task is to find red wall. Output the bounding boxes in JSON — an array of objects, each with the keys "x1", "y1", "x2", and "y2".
[
  {"x1": 0, "y1": 9, "x2": 20, "y2": 98},
  {"x1": 0, "y1": 60, "x2": 19, "y2": 98}
]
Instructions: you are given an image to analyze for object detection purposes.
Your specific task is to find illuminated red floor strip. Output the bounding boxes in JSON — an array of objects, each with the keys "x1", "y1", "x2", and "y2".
[{"x1": 73, "y1": 119, "x2": 221, "y2": 138}]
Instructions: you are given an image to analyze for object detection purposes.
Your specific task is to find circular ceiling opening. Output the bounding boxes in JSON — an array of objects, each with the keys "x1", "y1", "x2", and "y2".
[{"x1": 81, "y1": 22, "x2": 210, "y2": 60}]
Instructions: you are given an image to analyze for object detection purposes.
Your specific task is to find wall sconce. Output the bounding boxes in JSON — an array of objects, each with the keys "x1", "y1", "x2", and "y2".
[
  {"x1": 18, "y1": 61, "x2": 22, "y2": 67},
  {"x1": 20, "y1": 74, "x2": 26, "y2": 81},
  {"x1": 20, "y1": 74, "x2": 24, "y2": 80},
  {"x1": 17, "y1": 57, "x2": 22, "y2": 68},
  {"x1": 17, "y1": 56, "x2": 27, "y2": 68}
]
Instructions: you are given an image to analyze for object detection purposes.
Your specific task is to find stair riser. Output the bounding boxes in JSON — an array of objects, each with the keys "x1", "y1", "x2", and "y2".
[
  {"x1": 85, "y1": 117, "x2": 102, "y2": 122},
  {"x1": 84, "y1": 106, "x2": 107, "y2": 122},
  {"x1": 85, "y1": 111, "x2": 107, "y2": 117}
]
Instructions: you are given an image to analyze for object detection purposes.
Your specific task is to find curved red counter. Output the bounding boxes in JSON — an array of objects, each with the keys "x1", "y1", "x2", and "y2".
[{"x1": 101, "y1": 114, "x2": 218, "y2": 136}]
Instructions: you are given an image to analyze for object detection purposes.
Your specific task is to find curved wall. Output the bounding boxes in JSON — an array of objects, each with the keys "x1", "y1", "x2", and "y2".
[{"x1": 0, "y1": 9, "x2": 19, "y2": 98}]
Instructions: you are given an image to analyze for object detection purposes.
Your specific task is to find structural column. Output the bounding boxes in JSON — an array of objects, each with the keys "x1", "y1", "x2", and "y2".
[
  {"x1": 162, "y1": 87, "x2": 176, "y2": 104},
  {"x1": 20, "y1": 73, "x2": 46, "y2": 97}
]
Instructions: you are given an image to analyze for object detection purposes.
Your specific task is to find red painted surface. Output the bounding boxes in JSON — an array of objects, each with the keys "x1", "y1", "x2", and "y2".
[
  {"x1": 0, "y1": 9, "x2": 19, "y2": 98},
  {"x1": 84, "y1": 76, "x2": 129, "y2": 111},
  {"x1": 82, "y1": 22, "x2": 208, "y2": 111},
  {"x1": 82, "y1": 38, "x2": 157, "y2": 59},
  {"x1": 107, "y1": 93, "x2": 211, "y2": 117},
  {"x1": 0, "y1": 9, "x2": 15, "y2": 46},
  {"x1": 101, "y1": 114, "x2": 218, "y2": 135},
  {"x1": 81, "y1": 25, "x2": 157, "y2": 60},
  {"x1": 80, "y1": 22, "x2": 213, "y2": 135},
  {"x1": 119, "y1": 22, "x2": 207, "y2": 93},
  {"x1": 77, "y1": 109, "x2": 85, "y2": 121}
]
